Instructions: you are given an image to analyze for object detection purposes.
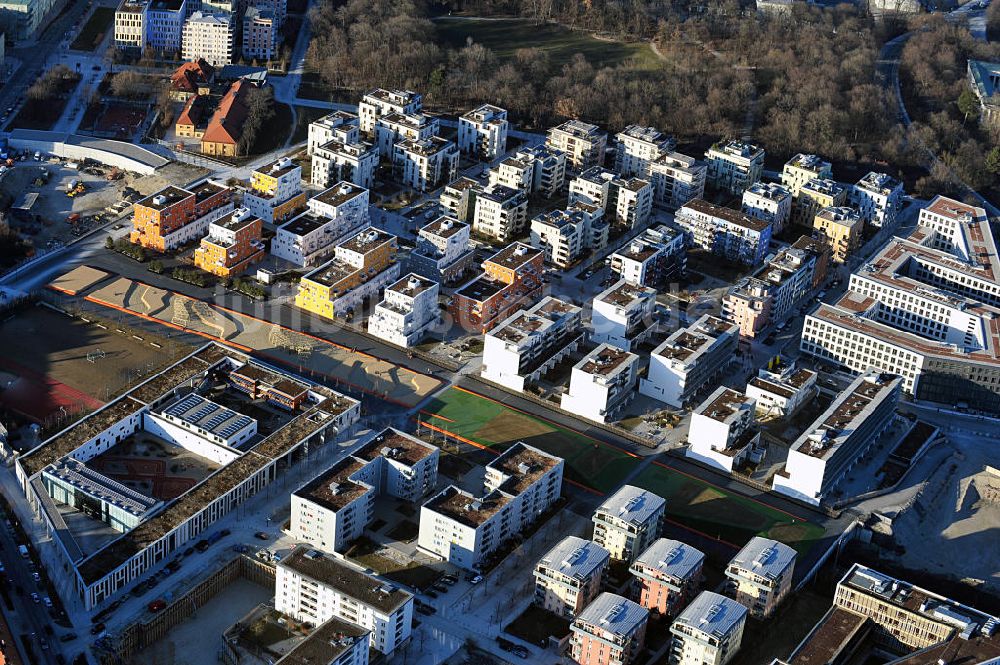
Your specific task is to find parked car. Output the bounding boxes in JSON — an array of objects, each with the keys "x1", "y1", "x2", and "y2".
[
  {"x1": 148, "y1": 599, "x2": 166, "y2": 613},
  {"x1": 424, "y1": 589, "x2": 438, "y2": 599},
  {"x1": 254, "y1": 531, "x2": 269, "y2": 540},
  {"x1": 59, "y1": 633, "x2": 78, "y2": 642},
  {"x1": 194, "y1": 539, "x2": 210, "y2": 552},
  {"x1": 466, "y1": 574, "x2": 483, "y2": 584},
  {"x1": 432, "y1": 583, "x2": 448, "y2": 593},
  {"x1": 90, "y1": 622, "x2": 105, "y2": 636},
  {"x1": 43, "y1": 596, "x2": 53, "y2": 608},
  {"x1": 32, "y1": 571, "x2": 41, "y2": 582},
  {"x1": 31, "y1": 592, "x2": 39, "y2": 603}
]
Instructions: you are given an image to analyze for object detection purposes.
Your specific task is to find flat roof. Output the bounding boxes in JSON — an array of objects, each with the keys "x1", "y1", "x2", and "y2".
[
  {"x1": 455, "y1": 275, "x2": 507, "y2": 302},
  {"x1": 159, "y1": 393, "x2": 254, "y2": 441},
  {"x1": 280, "y1": 212, "x2": 330, "y2": 238},
  {"x1": 596, "y1": 280, "x2": 655, "y2": 308},
  {"x1": 578, "y1": 344, "x2": 637, "y2": 377},
  {"x1": 137, "y1": 185, "x2": 190, "y2": 211},
  {"x1": 486, "y1": 242, "x2": 542, "y2": 271},
  {"x1": 338, "y1": 228, "x2": 395, "y2": 255},
  {"x1": 787, "y1": 607, "x2": 870, "y2": 665},
  {"x1": 694, "y1": 386, "x2": 753, "y2": 424},
  {"x1": 386, "y1": 273, "x2": 436, "y2": 298},
  {"x1": 423, "y1": 485, "x2": 511, "y2": 528},
  {"x1": 280, "y1": 547, "x2": 413, "y2": 614},
  {"x1": 256, "y1": 157, "x2": 299, "y2": 179},
  {"x1": 352, "y1": 427, "x2": 437, "y2": 467},
  {"x1": 420, "y1": 216, "x2": 467, "y2": 239},
  {"x1": 311, "y1": 182, "x2": 367, "y2": 209},
  {"x1": 681, "y1": 199, "x2": 770, "y2": 233},
  {"x1": 294, "y1": 457, "x2": 370, "y2": 512},
  {"x1": 487, "y1": 441, "x2": 562, "y2": 495},
  {"x1": 276, "y1": 616, "x2": 368, "y2": 665}
]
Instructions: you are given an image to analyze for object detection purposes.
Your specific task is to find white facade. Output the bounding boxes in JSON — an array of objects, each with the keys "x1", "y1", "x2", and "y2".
[
  {"x1": 745, "y1": 360, "x2": 817, "y2": 419},
  {"x1": 562, "y1": 344, "x2": 640, "y2": 424},
  {"x1": 308, "y1": 111, "x2": 361, "y2": 155},
  {"x1": 244, "y1": 157, "x2": 304, "y2": 224},
  {"x1": 610, "y1": 224, "x2": 687, "y2": 288},
  {"x1": 529, "y1": 205, "x2": 608, "y2": 269},
  {"x1": 312, "y1": 140, "x2": 378, "y2": 190},
  {"x1": 686, "y1": 387, "x2": 759, "y2": 474},
  {"x1": 723, "y1": 537, "x2": 796, "y2": 619},
  {"x1": 489, "y1": 145, "x2": 567, "y2": 198},
  {"x1": 592, "y1": 485, "x2": 666, "y2": 563},
  {"x1": 614, "y1": 125, "x2": 675, "y2": 177},
  {"x1": 471, "y1": 184, "x2": 528, "y2": 242},
  {"x1": 742, "y1": 182, "x2": 792, "y2": 234},
  {"x1": 674, "y1": 199, "x2": 773, "y2": 267},
  {"x1": 146, "y1": 0, "x2": 189, "y2": 55},
  {"x1": 669, "y1": 591, "x2": 747, "y2": 665},
  {"x1": 376, "y1": 112, "x2": 439, "y2": 158},
  {"x1": 547, "y1": 120, "x2": 607, "y2": 172},
  {"x1": 640, "y1": 315, "x2": 739, "y2": 408},
  {"x1": 394, "y1": 137, "x2": 459, "y2": 193},
  {"x1": 568, "y1": 167, "x2": 653, "y2": 230},
  {"x1": 590, "y1": 280, "x2": 657, "y2": 351},
  {"x1": 458, "y1": 104, "x2": 508, "y2": 161},
  {"x1": 409, "y1": 216, "x2": 473, "y2": 284},
  {"x1": 648, "y1": 151, "x2": 706, "y2": 209},
  {"x1": 850, "y1": 171, "x2": 904, "y2": 230},
  {"x1": 704, "y1": 140, "x2": 765, "y2": 194},
  {"x1": 368, "y1": 274, "x2": 440, "y2": 347},
  {"x1": 358, "y1": 88, "x2": 422, "y2": 135},
  {"x1": 271, "y1": 182, "x2": 370, "y2": 267}
]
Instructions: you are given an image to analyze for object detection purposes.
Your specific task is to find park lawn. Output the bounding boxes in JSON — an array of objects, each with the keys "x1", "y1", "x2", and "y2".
[
  {"x1": 632, "y1": 463, "x2": 826, "y2": 555},
  {"x1": 421, "y1": 387, "x2": 639, "y2": 494},
  {"x1": 432, "y1": 18, "x2": 660, "y2": 71},
  {"x1": 71, "y1": 7, "x2": 116, "y2": 51}
]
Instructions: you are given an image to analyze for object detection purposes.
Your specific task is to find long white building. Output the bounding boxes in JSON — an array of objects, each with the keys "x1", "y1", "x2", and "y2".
[
  {"x1": 271, "y1": 182, "x2": 370, "y2": 267},
  {"x1": 640, "y1": 315, "x2": 739, "y2": 408},
  {"x1": 367, "y1": 274, "x2": 440, "y2": 347},
  {"x1": 686, "y1": 387, "x2": 760, "y2": 474},
  {"x1": 675, "y1": 199, "x2": 773, "y2": 267}
]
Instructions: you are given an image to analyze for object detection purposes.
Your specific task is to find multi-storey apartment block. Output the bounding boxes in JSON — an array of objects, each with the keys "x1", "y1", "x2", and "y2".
[
  {"x1": 814, "y1": 206, "x2": 864, "y2": 264},
  {"x1": 271, "y1": 182, "x2": 370, "y2": 267},
  {"x1": 630, "y1": 539, "x2": 704, "y2": 618},
  {"x1": 307, "y1": 111, "x2": 377, "y2": 189},
  {"x1": 394, "y1": 137, "x2": 459, "y2": 193},
  {"x1": 529, "y1": 205, "x2": 608, "y2": 268},
  {"x1": 481, "y1": 296, "x2": 583, "y2": 391},
  {"x1": 193, "y1": 207, "x2": 265, "y2": 277},
  {"x1": 308, "y1": 111, "x2": 361, "y2": 154},
  {"x1": 773, "y1": 372, "x2": 900, "y2": 505},
  {"x1": 358, "y1": 88, "x2": 422, "y2": 135},
  {"x1": 409, "y1": 216, "x2": 474, "y2": 284},
  {"x1": 724, "y1": 537, "x2": 796, "y2": 618},
  {"x1": 568, "y1": 167, "x2": 653, "y2": 230},
  {"x1": 294, "y1": 228, "x2": 399, "y2": 320},
  {"x1": 243, "y1": 157, "x2": 307, "y2": 224},
  {"x1": 675, "y1": 199, "x2": 773, "y2": 267},
  {"x1": 547, "y1": 120, "x2": 608, "y2": 173},
  {"x1": 562, "y1": 345, "x2": 640, "y2": 424},
  {"x1": 472, "y1": 184, "x2": 528, "y2": 242},
  {"x1": 368, "y1": 274, "x2": 441, "y2": 347},
  {"x1": 571, "y1": 593, "x2": 649, "y2": 665},
  {"x1": 115, "y1": 0, "x2": 147, "y2": 52},
  {"x1": 276, "y1": 547, "x2": 414, "y2": 655},
  {"x1": 146, "y1": 0, "x2": 188, "y2": 55},
  {"x1": 376, "y1": 111, "x2": 439, "y2": 158},
  {"x1": 781, "y1": 153, "x2": 833, "y2": 197},
  {"x1": 851, "y1": 171, "x2": 904, "y2": 230},
  {"x1": 792, "y1": 177, "x2": 846, "y2": 227},
  {"x1": 242, "y1": 6, "x2": 277, "y2": 62},
  {"x1": 418, "y1": 442, "x2": 563, "y2": 570},
  {"x1": 745, "y1": 359, "x2": 817, "y2": 419},
  {"x1": 722, "y1": 244, "x2": 818, "y2": 337},
  {"x1": 489, "y1": 145, "x2": 567, "y2": 198},
  {"x1": 614, "y1": 125, "x2": 675, "y2": 177},
  {"x1": 647, "y1": 151, "x2": 705, "y2": 210},
  {"x1": 534, "y1": 536, "x2": 610, "y2": 618},
  {"x1": 458, "y1": 104, "x2": 508, "y2": 161},
  {"x1": 130, "y1": 181, "x2": 233, "y2": 251},
  {"x1": 669, "y1": 591, "x2": 747, "y2": 665},
  {"x1": 181, "y1": 11, "x2": 234, "y2": 67},
  {"x1": 792, "y1": 234, "x2": 831, "y2": 289},
  {"x1": 610, "y1": 224, "x2": 687, "y2": 288},
  {"x1": 439, "y1": 177, "x2": 480, "y2": 222},
  {"x1": 450, "y1": 242, "x2": 544, "y2": 333},
  {"x1": 16, "y1": 344, "x2": 360, "y2": 610},
  {"x1": 591, "y1": 280, "x2": 657, "y2": 351},
  {"x1": 290, "y1": 428, "x2": 439, "y2": 553},
  {"x1": 591, "y1": 485, "x2": 665, "y2": 563},
  {"x1": 640, "y1": 315, "x2": 739, "y2": 407},
  {"x1": 686, "y1": 387, "x2": 760, "y2": 474},
  {"x1": 704, "y1": 140, "x2": 765, "y2": 194},
  {"x1": 742, "y1": 182, "x2": 792, "y2": 234}
]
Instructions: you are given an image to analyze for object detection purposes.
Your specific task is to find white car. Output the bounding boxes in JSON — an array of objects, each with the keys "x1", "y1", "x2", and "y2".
[
  {"x1": 30, "y1": 592, "x2": 39, "y2": 604},
  {"x1": 43, "y1": 596, "x2": 53, "y2": 608}
]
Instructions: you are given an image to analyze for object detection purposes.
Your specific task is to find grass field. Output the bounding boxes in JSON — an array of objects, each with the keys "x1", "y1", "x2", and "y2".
[
  {"x1": 421, "y1": 387, "x2": 639, "y2": 493},
  {"x1": 632, "y1": 463, "x2": 826, "y2": 555},
  {"x1": 71, "y1": 7, "x2": 116, "y2": 51},
  {"x1": 432, "y1": 18, "x2": 661, "y2": 71}
]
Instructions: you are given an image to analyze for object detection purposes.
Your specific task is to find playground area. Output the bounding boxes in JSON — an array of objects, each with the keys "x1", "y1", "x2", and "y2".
[
  {"x1": 419, "y1": 386, "x2": 640, "y2": 494},
  {"x1": 86, "y1": 433, "x2": 221, "y2": 501}
]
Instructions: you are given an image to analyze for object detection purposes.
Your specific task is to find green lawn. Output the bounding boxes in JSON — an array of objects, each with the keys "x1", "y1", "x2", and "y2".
[
  {"x1": 432, "y1": 18, "x2": 660, "y2": 71},
  {"x1": 421, "y1": 387, "x2": 640, "y2": 494},
  {"x1": 71, "y1": 7, "x2": 116, "y2": 51},
  {"x1": 631, "y1": 463, "x2": 826, "y2": 555}
]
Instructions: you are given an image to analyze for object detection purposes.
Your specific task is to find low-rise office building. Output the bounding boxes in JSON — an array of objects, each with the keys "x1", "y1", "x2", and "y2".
[
  {"x1": 668, "y1": 591, "x2": 748, "y2": 665},
  {"x1": 368, "y1": 274, "x2": 440, "y2": 347},
  {"x1": 547, "y1": 120, "x2": 608, "y2": 173},
  {"x1": 591, "y1": 485, "x2": 665, "y2": 563},
  {"x1": 534, "y1": 536, "x2": 610, "y2": 618},
  {"x1": 590, "y1": 280, "x2": 657, "y2": 351},
  {"x1": 408, "y1": 216, "x2": 474, "y2": 285},
  {"x1": 610, "y1": 224, "x2": 687, "y2": 288},
  {"x1": 724, "y1": 537, "x2": 796, "y2": 619},
  {"x1": 704, "y1": 140, "x2": 765, "y2": 195},
  {"x1": 648, "y1": 151, "x2": 706, "y2": 209},
  {"x1": 813, "y1": 206, "x2": 863, "y2": 264},
  {"x1": 271, "y1": 182, "x2": 370, "y2": 268},
  {"x1": 686, "y1": 387, "x2": 760, "y2": 474},
  {"x1": 481, "y1": 296, "x2": 584, "y2": 391},
  {"x1": 571, "y1": 593, "x2": 649, "y2": 665},
  {"x1": 243, "y1": 157, "x2": 307, "y2": 225},
  {"x1": 773, "y1": 372, "x2": 901, "y2": 505},
  {"x1": 742, "y1": 182, "x2": 792, "y2": 234},
  {"x1": 675, "y1": 200, "x2": 773, "y2": 267},
  {"x1": 458, "y1": 104, "x2": 508, "y2": 161},
  {"x1": 630, "y1": 538, "x2": 704, "y2": 618},
  {"x1": 193, "y1": 207, "x2": 265, "y2": 278},
  {"x1": 562, "y1": 345, "x2": 639, "y2": 424},
  {"x1": 640, "y1": 315, "x2": 739, "y2": 408}
]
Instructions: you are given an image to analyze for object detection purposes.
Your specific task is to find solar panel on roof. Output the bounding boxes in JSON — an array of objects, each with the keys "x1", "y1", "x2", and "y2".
[{"x1": 204, "y1": 413, "x2": 229, "y2": 429}]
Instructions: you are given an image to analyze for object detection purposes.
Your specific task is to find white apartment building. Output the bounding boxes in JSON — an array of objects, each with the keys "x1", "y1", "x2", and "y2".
[
  {"x1": 851, "y1": 171, "x2": 904, "y2": 230},
  {"x1": 568, "y1": 167, "x2": 653, "y2": 230},
  {"x1": 115, "y1": 0, "x2": 146, "y2": 51},
  {"x1": 547, "y1": 120, "x2": 608, "y2": 172},
  {"x1": 529, "y1": 205, "x2": 608, "y2": 268},
  {"x1": 242, "y1": 6, "x2": 277, "y2": 62},
  {"x1": 534, "y1": 536, "x2": 610, "y2": 618},
  {"x1": 648, "y1": 151, "x2": 707, "y2": 209},
  {"x1": 308, "y1": 111, "x2": 361, "y2": 155},
  {"x1": 439, "y1": 177, "x2": 481, "y2": 222},
  {"x1": 610, "y1": 224, "x2": 687, "y2": 288},
  {"x1": 458, "y1": 104, "x2": 508, "y2": 161},
  {"x1": 358, "y1": 88, "x2": 422, "y2": 135},
  {"x1": 640, "y1": 315, "x2": 739, "y2": 408},
  {"x1": 368, "y1": 274, "x2": 440, "y2": 347},
  {"x1": 562, "y1": 344, "x2": 639, "y2": 424},
  {"x1": 773, "y1": 372, "x2": 901, "y2": 505},
  {"x1": 471, "y1": 184, "x2": 528, "y2": 242},
  {"x1": 668, "y1": 591, "x2": 747, "y2": 665},
  {"x1": 290, "y1": 428, "x2": 438, "y2": 554},
  {"x1": 745, "y1": 359, "x2": 817, "y2": 419},
  {"x1": 742, "y1": 182, "x2": 792, "y2": 234},
  {"x1": 591, "y1": 280, "x2": 657, "y2": 351},
  {"x1": 630, "y1": 538, "x2": 704, "y2": 618},
  {"x1": 394, "y1": 137, "x2": 459, "y2": 193},
  {"x1": 571, "y1": 594, "x2": 649, "y2": 665},
  {"x1": 686, "y1": 387, "x2": 760, "y2": 474},
  {"x1": 489, "y1": 145, "x2": 567, "y2": 198},
  {"x1": 275, "y1": 547, "x2": 414, "y2": 655},
  {"x1": 674, "y1": 199, "x2": 773, "y2": 267},
  {"x1": 408, "y1": 216, "x2": 474, "y2": 284},
  {"x1": 272, "y1": 190, "x2": 370, "y2": 268},
  {"x1": 312, "y1": 139, "x2": 379, "y2": 190},
  {"x1": 614, "y1": 125, "x2": 675, "y2": 177},
  {"x1": 591, "y1": 485, "x2": 666, "y2": 563},
  {"x1": 146, "y1": 0, "x2": 189, "y2": 55},
  {"x1": 704, "y1": 140, "x2": 765, "y2": 194},
  {"x1": 781, "y1": 153, "x2": 833, "y2": 197},
  {"x1": 376, "y1": 112, "x2": 439, "y2": 158},
  {"x1": 481, "y1": 296, "x2": 584, "y2": 391},
  {"x1": 244, "y1": 157, "x2": 305, "y2": 224},
  {"x1": 418, "y1": 442, "x2": 564, "y2": 571},
  {"x1": 724, "y1": 537, "x2": 796, "y2": 619}
]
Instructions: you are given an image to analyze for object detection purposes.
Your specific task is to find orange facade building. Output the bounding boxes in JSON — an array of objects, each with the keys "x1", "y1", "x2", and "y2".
[
  {"x1": 193, "y1": 208, "x2": 265, "y2": 278},
  {"x1": 130, "y1": 181, "x2": 233, "y2": 252},
  {"x1": 450, "y1": 242, "x2": 544, "y2": 333}
]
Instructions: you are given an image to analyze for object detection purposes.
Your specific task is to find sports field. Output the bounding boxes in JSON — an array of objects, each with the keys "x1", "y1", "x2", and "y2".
[
  {"x1": 420, "y1": 386, "x2": 640, "y2": 494},
  {"x1": 632, "y1": 463, "x2": 826, "y2": 555}
]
